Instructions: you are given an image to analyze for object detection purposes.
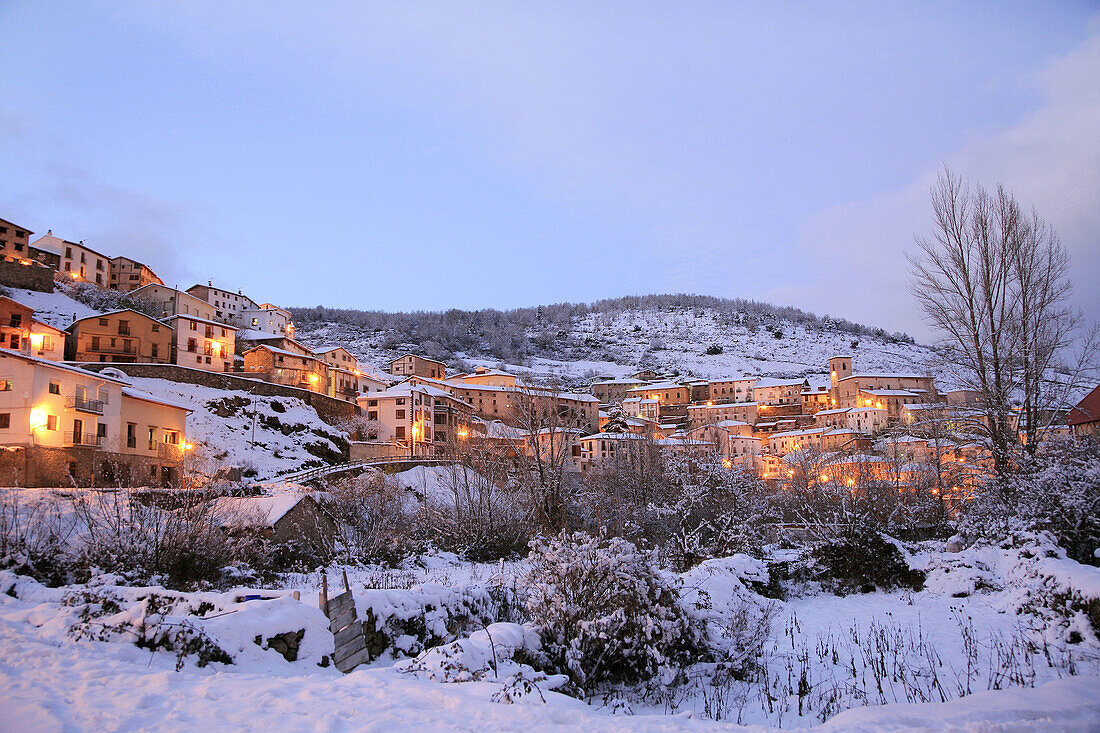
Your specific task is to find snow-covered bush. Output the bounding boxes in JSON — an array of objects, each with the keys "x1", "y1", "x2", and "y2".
[
  {"x1": 961, "y1": 439, "x2": 1100, "y2": 565},
  {"x1": 794, "y1": 531, "x2": 925, "y2": 595},
  {"x1": 522, "y1": 531, "x2": 708, "y2": 694},
  {"x1": 327, "y1": 471, "x2": 425, "y2": 564}
]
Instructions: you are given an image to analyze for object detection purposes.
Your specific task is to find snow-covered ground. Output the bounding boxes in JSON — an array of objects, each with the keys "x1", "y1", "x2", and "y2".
[
  {"x1": 2, "y1": 536, "x2": 1097, "y2": 731},
  {"x1": 122, "y1": 376, "x2": 347, "y2": 480},
  {"x1": 3, "y1": 286, "x2": 100, "y2": 329}
]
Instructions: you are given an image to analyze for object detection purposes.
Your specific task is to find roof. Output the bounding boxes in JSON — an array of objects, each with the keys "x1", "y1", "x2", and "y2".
[
  {"x1": 121, "y1": 386, "x2": 192, "y2": 412},
  {"x1": 161, "y1": 313, "x2": 238, "y2": 330},
  {"x1": 626, "y1": 381, "x2": 686, "y2": 392},
  {"x1": 213, "y1": 494, "x2": 320, "y2": 528},
  {"x1": 843, "y1": 372, "x2": 930, "y2": 381},
  {"x1": 861, "y1": 389, "x2": 922, "y2": 397},
  {"x1": 815, "y1": 408, "x2": 851, "y2": 416},
  {"x1": 71, "y1": 308, "x2": 163, "y2": 326},
  {"x1": 388, "y1": 353, "x2": 447, "y2": 367},
  {"x1": 30, "y1": 234, "x2": 110, "y2": 259},
  {"x1": 0, "y1": 217, "x2": 31, "y2": 233},
  {"x1": 1067, "y1": 384, "x2": 1100, "y2": 426},
  {"x1": 370, "y1": 383, "x2": 474, "y2": 408},
  {"x1": 754, "y1": 377, "x2": 807, "y2": 389},
  {"x1": 312, "y1": 345, "x2": 354, "y2": 355},
  {"x1": 244, "y1": 344, "x2": 320, "y2": 360},
  {"x1": 0, "y1": 350, "x2": 128, "y2": 383}
]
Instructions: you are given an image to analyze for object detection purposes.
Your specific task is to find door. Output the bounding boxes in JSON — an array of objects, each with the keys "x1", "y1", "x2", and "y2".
[{"x1": 73, "y1": 418, "x2": 83, "y2": 445}]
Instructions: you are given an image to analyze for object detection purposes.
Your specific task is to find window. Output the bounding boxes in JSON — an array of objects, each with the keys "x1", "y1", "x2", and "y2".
[
  {"x1": 164, "y1": 431, "x2": 179, "y2": 445},
  {"x1": 0, "y1": 414, "x2": 8, "y2": 429},
  {"x1": 47, "y1": 415, "x2": 58, "y2": 431},
  {"x1": 190, "y1": 320, "x2": 197, "y2": 330},
  {"x1": 91, "y1": 336, "x2": 100, "y2": 351},
  {"x1": 0, "y1": 380, "x2": 11, "y2": 391},
  {"x1": 148, "y1": 427, "x2": 156, "y2": 450},
  {"x1": 395, "y1": 409, "x2": 405, "y2": 420},
  {"x1": 48, "y1": 382, "x2": 60, "y2": 395},
  {"x1": 8, "y1": 314, "x2": 21, "y2": 328},
  {"x1": 127, "y1": 423, "x2": 137, "y2": 449},
  {"x1": 99, "y1": 318, "x2": 108, "y2": 326},
  {"x1": 368, "y1": 411, "x2": 378, "y2": 420},
  {"x1": 395, "y1": 426, "x2": 405, "y2": 439},
  {"x1": 9, "y1": 335, "x2": 18, "y2": 350},
  {"x1": 151, "y1": 324, "x2": 159, "y2": 332},
  {"x1": 150, "y1": 344, "x2": 158, "y2": 358},
  {"x1": 186, "y1": 338, "x2": 197, "y2": 353}
]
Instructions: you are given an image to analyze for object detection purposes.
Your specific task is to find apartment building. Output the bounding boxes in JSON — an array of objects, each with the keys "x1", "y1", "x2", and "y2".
[
  {"x1": 161, "y1": 314, "x2": 236, "y2": 372},
  {"x1": 386, "y1": 353, "x2": 447, "y2": 380},
  {"x1": 0, "y1": 297, "x2": 65, "y2": 361},
  {"x1": 752, "y1": 377, "x2": 806, "y2": 406},
  {"x1": 707, "y1": 377, "x2": 756, "y2": 403},
  {"x1": 590, "y1": 378, "x2": 646, "y2": 405},
  {"x1": 242, "y1": 345, "x2": 329, "y2": 395},
  {"x1": 0, "y1": 217, "x2": 32, "y2": 262},
  {"x1": 357, "y1": 383, "x2": 473, "y2": 456},
  {"x1": 0, "y1": 351, "x2": 190, "y2": 486},
  {"x1": 686, "y1": 401, "x2": 759, "y2": 428},
  {"x1": 129, "y1": 284, "x2": 216, "y2": 320},
  {"x1": 240, "y1": 303, "x2": 295, "y2": 338},
  {"x1": 109, "y1": 256, "x2": 164, "y2": 293},
  {"x1": 621, "y1": 396, "x2": 659, "y2": 421},
  {"x1": 30, "y1": 234, "x2": 110, "y2": 287},
  {"x1": 624, "y1": 381, "x2": 690, "y2": 406},
  {"x1": 314, "y1": 347, "x2": 361, "y2": 402},
  {"x1": 186, "y1": 283, "x2": 258, "y2": 323},
  {"x1": 66, "y1": 310, "x2": 172, "y2": 364}
]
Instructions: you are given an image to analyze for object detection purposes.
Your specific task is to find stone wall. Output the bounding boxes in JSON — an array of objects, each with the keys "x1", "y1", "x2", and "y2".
[
  {"x1": 0, "y1": 445, "x2": 180, "y2": 488},
  {"x1": 77, "y1": 362, "x2": 360, "y2": 425},
  {"x1": 0, "y1": 260, "x2": 54, "y2": 293}
]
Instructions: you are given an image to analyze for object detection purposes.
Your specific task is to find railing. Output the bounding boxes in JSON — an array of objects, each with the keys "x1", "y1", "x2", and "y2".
[
  {"x1": 67, "y1": 431, "x2": 102, "y2": 447},
  {"x1": 278, "y1": 457, "x2": 454, "y2": 485},
  {"x1": 67, "y1": 396, "x2": 105, "y2": 414}
]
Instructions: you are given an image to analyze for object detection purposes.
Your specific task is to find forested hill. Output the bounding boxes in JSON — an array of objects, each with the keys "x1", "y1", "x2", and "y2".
[{"x1": 290, "y1": 293, "x2": 929, "y2": 383}]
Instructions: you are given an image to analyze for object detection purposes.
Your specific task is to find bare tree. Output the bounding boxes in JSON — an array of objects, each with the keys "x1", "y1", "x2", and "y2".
[{"x1": 909, "y1": 168, "x2": 1095, "y2": 475}]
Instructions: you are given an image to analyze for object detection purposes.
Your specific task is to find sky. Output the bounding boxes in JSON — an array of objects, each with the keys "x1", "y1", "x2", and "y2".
[{"x1": 1, "y1": 2, "x2": 1097, "y2": 340}]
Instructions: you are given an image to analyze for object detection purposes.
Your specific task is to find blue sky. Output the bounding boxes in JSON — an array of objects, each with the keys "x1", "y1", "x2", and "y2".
[{"x1": 1, "y1": 2, "x2": 1097, "y2": 338}]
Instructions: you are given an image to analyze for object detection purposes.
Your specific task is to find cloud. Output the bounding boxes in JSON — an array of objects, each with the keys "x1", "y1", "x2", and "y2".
[
  {"x1": 771, "y1": 15, "x2": 1100, "y2": 340},
  {"x1": 0, "y1": 116, "x2": 201, "y2": 286}
]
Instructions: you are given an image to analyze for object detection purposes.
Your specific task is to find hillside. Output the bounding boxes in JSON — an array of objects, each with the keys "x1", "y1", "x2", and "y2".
[{"x1": 293, "y1": 294, "x2": 936, "y2": 386}]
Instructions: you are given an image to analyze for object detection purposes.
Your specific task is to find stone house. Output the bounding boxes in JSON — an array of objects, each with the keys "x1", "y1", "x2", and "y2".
[{"x1": 66, "y1": 309, "x2": 173, "y2": 364}]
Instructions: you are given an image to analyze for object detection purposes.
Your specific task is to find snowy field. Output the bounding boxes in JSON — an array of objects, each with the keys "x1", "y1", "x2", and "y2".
[{"x1": 2, "y1": 531, "x2": 1097, "y2": 732}]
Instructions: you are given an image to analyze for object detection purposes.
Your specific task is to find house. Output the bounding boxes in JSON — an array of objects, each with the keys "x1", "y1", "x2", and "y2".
[
  {"x1": 707, "y1": 377, "x2": 756, "y2": 404},
  {"x1": 214, "y1": 494, "x2": 336, "y2": 557},
  {"x1": 29, "y1": 234, "x2": 111, "y2": 287},
  {"x1": 357, "y1": 383, "x2": 473, "y2": 456},
  {"x1": 590, "y1": 378, "x2": 647, "y2": 405},
  {"x1": 108, "y1": 256, "x2": 163, "y2": 292},
  {"x1": 161, "y1": 314, "x2": 236, "y2": 372},
  {"x1": 186, "y1": 282, "x2": 259, "y2": 323},
  {"x1": 448, "y1": 367, "x2": 520, "y2": 388},
  {"x1": 65, "y1": 310, "x2": 172, "y2": 364},
  {"x1": 315, "y1": 346, "x2": 361, "y2": 401},
  {"x1": 385, "y1": 353, "x2": 446, "y2": 380},
  {"x1": 1067, "y1": 384, "x2": 1100, "y2": 438},
  {"x1": 356, "y1": 371, "x2": 391, "y2": 395},
  {"x1": 751, "y1": 377, "x2": 807, "y2": 406},
  {"x1": 0, "y1": 217, "x2": 33, "y2": 263},
  {"x1": 0, "y1": 296, "x2": 66, "y2": 361},
  {"x1": 128, "y1": 283, "x2": 216, "y2": 320},
  {"x1": 239, "y1": 303, "x2": 295, "y2": 338},
  {"x1": 625, "y1": 381, "x2": 690, "y2": 407},
  {"x1": 242, "y1": 345, "x2": 329, "y2": 395},
  {"x1": 0, "y1": 352, "x2": 191, "y2": 486},
  {"x1": 686, "y1": 401, "x2": 759, "y2": 428},
  {"x1": 621, "y1": 396, "x2": 659, "y2": 421}
]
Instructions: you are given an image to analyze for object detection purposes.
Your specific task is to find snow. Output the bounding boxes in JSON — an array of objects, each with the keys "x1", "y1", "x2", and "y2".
[
  {"x1": 3, "y1": 287, "x2": 99, "y2": 329},
  {"x1": 118, "y1": 376, "x2": 346, "y2": 480}
]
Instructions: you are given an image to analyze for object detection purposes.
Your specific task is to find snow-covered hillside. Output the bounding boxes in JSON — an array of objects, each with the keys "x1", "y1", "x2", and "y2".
[
  {"x1": 124, "y1": 377, "x2": 348, "y2": 480},
  {"x1": 297, "y1": 304, "x2": 937, "y2": 386}
]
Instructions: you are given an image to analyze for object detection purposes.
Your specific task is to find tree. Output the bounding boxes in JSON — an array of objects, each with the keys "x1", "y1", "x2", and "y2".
[{"x1": 909, "y1": 168, "x2": 1095, "y2": 476}]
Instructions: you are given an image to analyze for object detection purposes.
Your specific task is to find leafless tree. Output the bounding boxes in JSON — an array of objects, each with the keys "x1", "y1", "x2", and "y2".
[{"x1": 909, "y1": 168, "x2": 1096, "y2": 475}]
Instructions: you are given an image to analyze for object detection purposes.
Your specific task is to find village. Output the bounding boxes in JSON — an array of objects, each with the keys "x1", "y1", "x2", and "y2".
[{"x1": 1, "y1": 215, "x2": 1096, "y2": 500}]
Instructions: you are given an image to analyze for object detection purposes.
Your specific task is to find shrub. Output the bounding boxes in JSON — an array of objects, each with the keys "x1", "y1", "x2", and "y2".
[
  {"x1": 522, "y1": 531, "x2": 707, "y2": 694},
  {"x1": 798, "y1": 531, "x2": 925, "y2": 595}
]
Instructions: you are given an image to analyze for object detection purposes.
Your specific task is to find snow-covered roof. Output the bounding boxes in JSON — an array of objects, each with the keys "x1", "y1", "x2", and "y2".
[
  {"x1": 213, "y1": 494, "x2": 315, "y2": 527},
  {"x1": 845, "y1": 372, "x2": 930, "y2": 381},
  {"x1": 626, "y1": 381, "x2": 685, "y2": 392},
  {"x1": 245, "y1": 344, "x2": 320, "y2": 360},
  {"x1": 815, "y1": 408, "x2": 851, "y2": 416},
  {"x1": 121, "y1": 386, "x2": 192, "y2": 412},
  {"x1": 0, "y1": 350, "x2": 130, "y2": 383},
  {"x1": 161, "y1": 313, "x2": 238, "y2": 330},
  {"x1": 861, "y1": 389, "x2": 922, "y2": 397},
  {"x1": 754, "y1": 377, "x2": 807, "y2": 389}
]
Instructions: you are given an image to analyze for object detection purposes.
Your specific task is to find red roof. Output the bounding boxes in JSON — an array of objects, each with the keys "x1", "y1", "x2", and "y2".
[{"x1": 1067, "y1": 384, "x2": 1100, "y2": 426}]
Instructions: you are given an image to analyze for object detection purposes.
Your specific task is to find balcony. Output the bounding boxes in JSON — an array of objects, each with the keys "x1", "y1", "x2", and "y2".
[
  {"x1": 67, "y1": 432, "x2": 102, "y2": 448},
  {"x1": 67, "y1": 396, "x2": 105, "y2": 415},
  {"x1": 87, "y1": 344, "x2": 137, "y2": 356}
]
